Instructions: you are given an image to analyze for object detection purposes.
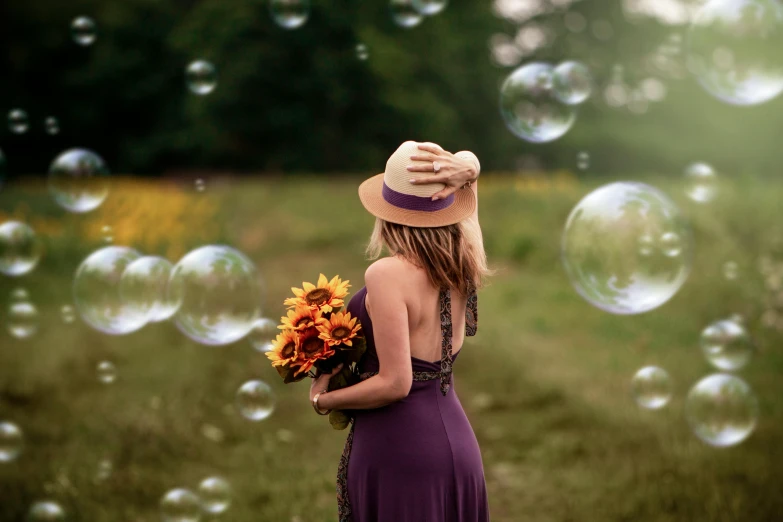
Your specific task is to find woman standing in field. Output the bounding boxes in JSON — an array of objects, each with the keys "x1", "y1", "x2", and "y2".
[{"x1": 308, "y1": 141, "x2": 491, "y2": 521}]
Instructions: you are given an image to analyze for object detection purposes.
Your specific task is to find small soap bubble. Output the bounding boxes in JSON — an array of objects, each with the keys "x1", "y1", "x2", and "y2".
[
  {"x1": 94, "y1": 459, "x2": 113, "y2": 482},
  {"x1": 355, "y1": 44, "x2": 369, "y2": 61},
  {"x1": 48, "y1": 148, "x2": 110, "y2": 213},
  {"x1": 8, "y1": 109, "x2": 29, "y2": 134},
  {"x1": 576, "y1": 151, "x2": 589, "y2": 170},
  {"x1": 700, "y1": 318, "x2": 753, "y2": 371},
  {"x1": 61, "y1": 305, "x2": 76, "y2": 324},
  {"x1": 269, "y1": 0, "x2": 310, "y2": 29},
  {"x1": 684, "y1": 162, "x2": 717, "y2": 203},
  {"x1": 685, "y1": 373, "x2": 759, "y2": 447},
  {"x1": 8, "y1": 301, "x2": 39, "y2": 339},
  {"x1": 160, "y1": 488, "x2": 202, "y2": 522},
  {"x1": 186, "y1": 60, "x2": 218, "y2": 96},
  {"x1": 630, "y1": 366, "x2": 673, "y2": 409},
  {"x1": 198, "y1": 476, "x2": 232, "y2": 515},
  {"x1": 0, "y1": 421, "x2": 24, "y2": 462},
  {"x1": 44, "y1": 117, "x2": 60, "y2": 135},
  {"x1": 96, "y1": 361, "x2": 117, "y2": 384},
  {"x1": 71, "y1": 16, "x2": 97, "y2": 46},
  {"x1": 194, "y1": 179, "x2": 205, "y2": 192},
  {"x1": 236, "y1": 380, "x2": 275, "y2": 421},
  {"x1": 659, "y1": 231, "x2": 683, "y2": 258},
  {"x1": 390, "y1": 0, "x2": 424, "y2": 28},
  {"x1": 0, "y1": 221, "x2": 42, "y2": 277},
  {"x1": 723, "y1": 260, "x2": 739, "y2": 281},
  {"x1": 11, "y1": 288, "x2": 29, "y2": 301}
]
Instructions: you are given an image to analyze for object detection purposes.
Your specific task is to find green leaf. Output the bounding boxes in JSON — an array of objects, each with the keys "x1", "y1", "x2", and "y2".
[{"x1": 329, "y1": 409, "x2": 351, "y2": 430}]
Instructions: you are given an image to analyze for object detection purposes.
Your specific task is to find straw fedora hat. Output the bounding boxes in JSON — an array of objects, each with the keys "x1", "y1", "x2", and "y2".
[{"x1": 358, "y1": 141, "x2": 476, "y2": 228}]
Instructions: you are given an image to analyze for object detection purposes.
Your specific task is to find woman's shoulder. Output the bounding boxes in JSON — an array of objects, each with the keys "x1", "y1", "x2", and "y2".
[{"x1": 365, "y1": 256, "x2": 408, "y2": 283}]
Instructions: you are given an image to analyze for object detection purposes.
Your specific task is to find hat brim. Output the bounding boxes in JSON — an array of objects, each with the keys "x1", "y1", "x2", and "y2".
[{"x1": 358, "y1": 173, "x2": 476, "y2": 228}]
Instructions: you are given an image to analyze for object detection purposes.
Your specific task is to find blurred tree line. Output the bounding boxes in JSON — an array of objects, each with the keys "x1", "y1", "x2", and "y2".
[{"x1": 1, "y1": 0, "x2": 782, "y2": 177}]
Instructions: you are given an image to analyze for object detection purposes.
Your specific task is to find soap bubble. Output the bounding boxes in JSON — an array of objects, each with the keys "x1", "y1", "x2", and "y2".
[
  {"x1": 561, "y1": 182, "x2": 692, "y2": 315},
  {"x1": 8, "y1": 300, "x2": 39, "y2": 339},
  {"x1": 0, "y1": 221, "x2": 42, "y2": 276},
  {"x1": 236, "y1": 380, "x2": 275, "y2": 421},
  {"x1": 684, "y1": 162, "x2": 717, "y2": 203},
  {"x1": 412, "y1": 0, "x2": 448, "y2": 15},
  {"x1": 552, "y1": 61, "x2": 592, "y2": 105},
  {"x1": 248, "y1": 317, "x2": 277, "y2": 352},
  {"x1": 576, "y1": 151, "x2": 590, "y2": 170},
  {"x1": 48, "y1": 148, "x2": 110, "y2": 213},
  {"x1": 94, "y1": 459, "x2": 113, "y2": 482},
  {"x1": 500, "y1": 62, "x2": 576, "y2": 143},
  {"x1": 71, "y1": 16, "x2": 97, "y2": 46},
  {"x1": 186, "y1": 60, "x2": 218, "y2": 96},
  {"x1": 687, "y1": 0, "x2": 783, "y2": 105},
  {"x1": 685, "y1": 373, "x2": 759, "y2": 447},
  {"x1": 355, "y1": 44, "x2": 369, "y2": 61},
  {"x1": 27, "y1": 501, "x2": 65, "y2": 522},
  {"x1": 269, "y1": 0, "x2": 310, "y2": 29},
  {"x1": 700, "y1": 318, "x2": 753, "y2": 371},
  {"x1": 73, "y1": 246, "x2": 148, "y2": 335},
  {"x1": 194, "y1": 179, "x2": 205, "y2": 192},
  {"x1": 119, "y1": 256, "x2": 178, "y2": 323},
  {"x1": 723, "y1": 260, "x2": 739, "y2": 280},
  {"x1": 11, "y1": 288, "x2": 29, "y2": 301},
  {"x1": 96, "y1": 361, "x2": 117, "y2": 384},
  {"x1": 390, "y1": 0, "x2": 424, "y2": 28},
  {"x1": 0, "y1": 421, "x2": 23, "y2": 462},
  {"x1": 160, "y1": 488, "x2": 201, "y2": 522},
  {"x1": 630, "y1": 366, "x2": 673, "y2": 409},
  {"x1": 168, "y1": 245, "x2": 262, "y2": 346},
  {"x1": 198, "y1": 476, "x2": 232, "y2": 515},
  {"x1": 44, "y1": 117, "x2": 60, "y2": 135},
  {"x1": 101, "y1": 225, "x2": 113, "y2": 244},
  {"x1": 8, "y1": 109, "x2": 29, "y2": 134},
  {"x1": 61, "y1": 305, "x2": 76, "y2": 324}
]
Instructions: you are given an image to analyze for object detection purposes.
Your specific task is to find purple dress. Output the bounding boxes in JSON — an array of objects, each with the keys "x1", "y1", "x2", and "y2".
[{"x1": 336, "y1": 286, "x2": 489, "y2": 522}]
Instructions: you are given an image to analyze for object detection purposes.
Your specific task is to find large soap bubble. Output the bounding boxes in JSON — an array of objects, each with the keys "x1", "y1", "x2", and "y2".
[
  {"x1": 687, "y1": 0, "x2": 783, "y2": 105},
  {"x1": 27, "y1": 501, "x2": 65, "y2": 522},
  {"x1": 71, "y1": 16, "x2": 97, "y2": 46},
  {"x1": 390, "y1": 0, "x2": 424, "y2": 28},
  {"x1": 700, "y1": 318, "x2": 753, "y2": 371},
  {"x1": 168, "y1": 245, "x2": 262, "y2": 346},
  {"x1": 119, "y1": 256, "x2": 179, "y2": 323},
  {"x1": 198, "y1": 476, "x2": 232, "y2": 514},
  {"x1": 160, "y1": 488, "x2": 201, "y2": 522},
  {"x1": 185, "y1": 60, "x2": 218, "y2": 95},
  {"x1": 412, "y1": 0, "x2": 448, "y2": 15},
  {"x1": 8, "y1": 109, "x2": 29, "y2": 134},
  {"x1": 236, "y1": 380, "x2": 275, "y2": 421},
  {"x1": 73, "y1": 246, "x2": 148, "y2": 335},
  {"x1": 0, "y1": 421, "x2": 23, "y2": 462},
  {"x1": 0, "y1": 221, "x2": 43, "y2": 276},
  {"x1": 685, "y1": 373, "x2": 759, "y2": 447},
  {"x1": 269, "y1": 0, "x2": 310, "y2": 29},
  {"x1": 552, "y1": 61, "x2": 593, "y2": 105},
  {"x1": 630, "y1": 366, "x2": 673, "y2": 410},
  {"x1": 48, "y1": 148, "x2": 110, "y2": 213},
  {"x1": 684, "y1": 162, "x2": 718, "y2": 203},
  {"x1": 500, "y1": 62, "x2": 576, "y2": 143},
  {"x1": 562, "y1": 182, "x2": 692, "y2": 315},
  {"x1": 8, "y1": 300, "x2": 39, "y2": 339}
]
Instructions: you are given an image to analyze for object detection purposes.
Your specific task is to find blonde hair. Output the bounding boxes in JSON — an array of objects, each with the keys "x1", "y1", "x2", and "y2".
[{"x1": 366, "y1": 218, "x2": 491, "y2": 295}]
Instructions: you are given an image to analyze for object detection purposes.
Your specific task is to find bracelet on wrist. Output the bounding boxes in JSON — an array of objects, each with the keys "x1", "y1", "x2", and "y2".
[{"x1": 312, "y1": 390, "x2": 331, "y2": 415}]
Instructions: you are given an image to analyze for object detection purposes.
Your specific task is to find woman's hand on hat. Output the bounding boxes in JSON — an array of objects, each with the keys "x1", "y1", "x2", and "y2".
[{"x1": 407, "y1": 143, "x2": 478, "y2": 201}]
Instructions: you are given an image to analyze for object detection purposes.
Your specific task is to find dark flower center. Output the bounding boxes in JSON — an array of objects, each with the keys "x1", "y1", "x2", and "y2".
[
  {"x1": 295, "y1": 316, "x2": 311, "y2": 328},
  {"x1": 281, "y1": 342, "x2": 296, "y2": 359},
  {"x1": 302, "y1": 337, "x2": 323, "y2": 356},
  {"x1": 332, "y1": 326, "x2": 350, "y2": 340},
  {"x1": 305, "y1": 288, "x2": 330, "y2": 306}
]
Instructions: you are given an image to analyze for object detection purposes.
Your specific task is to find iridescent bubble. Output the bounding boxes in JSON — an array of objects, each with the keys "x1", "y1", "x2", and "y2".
[
  {"x1": 684, "y1": 162, "x2": 717, "y2": 203},
  {"x1": 27, "y1": 500, "x2": 65, "y2": 522},
  {"x1": 236, "y1": 380, "x2": 275, "y2": 421},
  {"x1": 248, "y1": 317, "x2": 277, "y2": 352},
  {"x1": 687, "y1": 0, "x2": 783, "y2": 105},
  {"x1": 8, "y1": 300, "x2": 39, "y2": 339},
  {"x1": 73, "y1": 246, "x2": 148, "y2": 335},
  {"x1": 723, "y1": 260, "x2": 739, "y2": 280},
  {"x1": 0, "y1": 421, "x2": 23, "y2": 462},
  {"x1": 576, "y1": 151, "x2": 590, "y2": 170},
  {"x1": 412, "y1": 0, "x2": 448, "y2": 15},
  {"x1": 198, "y1": 476, "x2": 232, "y2": 515},
  {"x1": 552, "y1": 61, "x2": 592, "y2": 105},
  {"x1": 194, "y1": 179, "x2": 205, "y2": 192},
  {"x1": 48, "y1": 148, "x2": 110, "y2": 213},
  {"x1": 685, "y1": 373, "x2": 759, "y2": 447},
  {"x1": 561, "y1": 182, "x2": 692, "y2": 315},
  {"x1": 44, "y1": 117, "x2": 60, "y2": 136},
  {"x1": 101, "y1": 225, "x2": 113, "y2": 244},
  {"x1": 96, "y1": 361, "x2": 117, "y2": 384},
  {"x1": 119, "y1": 256, "x2": 178, "y2": 323},
  {"x1": 269, "y1": 0, "x2": 310, "y2": 29},
  {"x1": 390, "y1": 0, "x2": 424, "y2": 28},
  {"x1": 160, "y1": 488, "x2": 201, "y2": 522},
  {"x1": 355, "y1": 44, "x2": 369, "y2": 61},
  {"x1": 630, "y1": 366, "x2": 673, "y2": 410},
  {"x1": 71, "y1": 16, "x2": 97, "y2": 46},
  {"x1": 500, "y1": 62, "x2": 576, "y2": 143},
  {"x1": 0, "y1": 221, "x2": 42, "y2": 277},
  {"x1": 700, "y1": 318, "x2": 753, "y2": 371},
  {"x1": 61, "y1": 304, "x2": 76, "y2": 324},
  {"x1": 186, "y1": 60, "x2": 218, "y2": 96},
  {"x1": 94, "y1": 459, "x2": 113, "y2": 482},
  {"x1": 168, "y1": 245, "x2": 262, "y2": 346},
  {"x1": 8, "y1": 109, "x2": 29, "y2": 134}
]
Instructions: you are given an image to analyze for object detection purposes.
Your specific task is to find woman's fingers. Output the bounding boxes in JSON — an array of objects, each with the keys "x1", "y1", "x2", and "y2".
[
  {"x1": 431, "y1": 186, "x2": 458, "y2": 201},
  {"x1": 409, "y1": 153, "x2": 438, "y2": 162},
  {"x1": 409, "y1": 173, "x2": 451, "y2": 184},
  {"x1": 406, "y1": 164, "x2": 435, "y2": 172},
  {"x1": 417, "y1": 143, "x2": 443, "y2": 154}
]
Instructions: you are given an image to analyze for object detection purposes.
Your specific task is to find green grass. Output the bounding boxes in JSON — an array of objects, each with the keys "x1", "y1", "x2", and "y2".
[{"x1": 1, "y1": 173, "x2": 782, "y2": 522}]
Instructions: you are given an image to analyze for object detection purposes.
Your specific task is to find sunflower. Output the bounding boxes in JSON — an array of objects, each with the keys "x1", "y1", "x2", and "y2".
[
  {"x1": 279, "y1": 305, "x2": 323, "y2": 331},
  {"x1": 285, "y1": 274, "x2": 350, "y2": 313},
  {"x1": 294, "y1": 327, "x2": 336, "y2": 375},
  {"x1": 317, "y1": 311, "x2": 361, "y2": 347},
  {"x1": 265, "y1": 330, "x2": 299, "y2": 367}
]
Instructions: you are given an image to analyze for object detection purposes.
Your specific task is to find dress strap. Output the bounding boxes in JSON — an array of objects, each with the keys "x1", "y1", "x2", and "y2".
[
  {"x1": 466, "y1": 287, "x2": 478, "y2": 337},
  {"x1": 438, "y1": 288, "x2": 453, "y2": 396}
]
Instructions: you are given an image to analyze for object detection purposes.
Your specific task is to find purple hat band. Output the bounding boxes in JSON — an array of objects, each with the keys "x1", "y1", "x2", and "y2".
[{"x1": 382, "y1": 182, "x2": 455, "y2": 212}]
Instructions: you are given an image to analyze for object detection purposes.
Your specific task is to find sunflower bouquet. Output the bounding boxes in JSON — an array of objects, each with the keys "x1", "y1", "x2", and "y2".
[{"x1": 266, "y1": 274, "x2": 366, "y2": 429}]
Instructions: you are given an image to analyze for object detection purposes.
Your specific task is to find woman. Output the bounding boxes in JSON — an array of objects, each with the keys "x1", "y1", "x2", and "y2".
[{"x1": 309, "y1": 141, "x2": 491, "y2": 522}]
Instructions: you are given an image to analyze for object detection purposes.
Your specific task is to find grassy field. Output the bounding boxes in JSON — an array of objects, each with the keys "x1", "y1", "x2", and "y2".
[{"x1": 0, "y1": 172, "x2": 782, "y2": 522}]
